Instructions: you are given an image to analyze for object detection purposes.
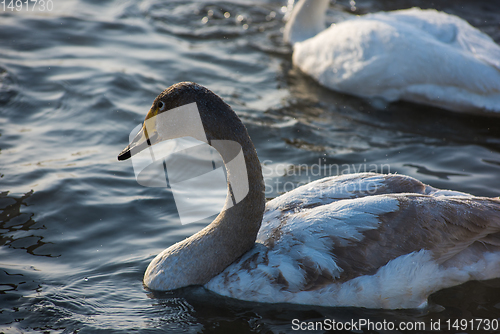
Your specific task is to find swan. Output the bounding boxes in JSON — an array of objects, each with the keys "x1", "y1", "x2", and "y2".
[
  {"x1": 118, "y1": 82, "x2": 500, "y2": 309},
  {"x1": 284, "y1": 0, "x2": 500, "y2": 114}
]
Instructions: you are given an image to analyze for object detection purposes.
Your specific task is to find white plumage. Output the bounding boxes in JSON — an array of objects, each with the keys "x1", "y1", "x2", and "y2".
[
  {"x1": 285, "y1": 0, "x2": 500, "y2": 113},
  {"x1": 206, "y1": 173, "x2": 500, "y2": 308}
]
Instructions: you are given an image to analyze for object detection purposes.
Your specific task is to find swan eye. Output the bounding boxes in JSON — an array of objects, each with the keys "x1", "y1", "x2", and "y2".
[{"x1": 158, "y1": 101, "x2": 165, "y2": 111}]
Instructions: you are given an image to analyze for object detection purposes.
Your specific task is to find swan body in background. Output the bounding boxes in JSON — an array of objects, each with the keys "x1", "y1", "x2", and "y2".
[
  {"x1": 119, "y1": 82, "x2": 500, "y2": 309},
  {"x1": 284, "y1": 0, "x2": 500, "y2": 114}
]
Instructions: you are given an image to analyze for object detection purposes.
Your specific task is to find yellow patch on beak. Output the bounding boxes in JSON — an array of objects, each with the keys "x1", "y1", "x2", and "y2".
[
  {"x1": 145, "y1": 106, "x2": 159, "y2": 120},
  {"x1": 143, "y1": 106, "x2": 159, "y2": 143},
  {"x1": 117, "y1": 107, "x2": 160, "y2": 161}
]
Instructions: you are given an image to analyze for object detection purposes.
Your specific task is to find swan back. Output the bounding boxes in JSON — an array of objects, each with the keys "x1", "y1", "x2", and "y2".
[
  {"x1": 383, "y1": 8, "x2": 500, "y2": 70},
  {"x1": 291, "y1": 8, "x2": 500, "y2": 112},
  {"x1": 206, "y1": 173, "x2": 500, "y2": 308}
]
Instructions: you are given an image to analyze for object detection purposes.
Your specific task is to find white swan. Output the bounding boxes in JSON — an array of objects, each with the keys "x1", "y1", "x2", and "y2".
[
  {"x1": 284, "y1": 0, "x2": 500, "y2": 114},
  {"x1": 118, "y1": 82, "x2": 500, "y2": 309}
]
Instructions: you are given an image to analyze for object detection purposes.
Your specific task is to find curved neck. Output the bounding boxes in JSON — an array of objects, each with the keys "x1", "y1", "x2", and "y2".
[
  {"x1": 144, "y1": 115, "x2": 266, "y2": 291},
  {"x1": 211, "y1": 133, "x2": 265, "y2": 238},
  {"x1": 284, "y1": 0, "x2": 329, "y2": 45}
]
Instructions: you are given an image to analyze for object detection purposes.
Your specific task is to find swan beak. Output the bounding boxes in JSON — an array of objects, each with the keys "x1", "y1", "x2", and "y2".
[{"x1": 118, "y1": 121, "x2": 159, "y2": 161}]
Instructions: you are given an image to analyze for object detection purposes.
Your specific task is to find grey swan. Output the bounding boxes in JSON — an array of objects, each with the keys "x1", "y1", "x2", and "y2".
[{"x1": 118, "y1": 82, "x2": 500, "y2": 308}]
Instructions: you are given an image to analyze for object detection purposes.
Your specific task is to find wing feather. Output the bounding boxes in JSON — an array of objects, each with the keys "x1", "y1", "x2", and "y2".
[{"x1": 206, "y1": 173, "x2": 500, "y2": 306}]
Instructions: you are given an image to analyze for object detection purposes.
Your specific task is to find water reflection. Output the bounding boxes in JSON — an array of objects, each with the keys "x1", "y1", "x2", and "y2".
[
  {"x1": 403, "y1": 164, "x2": 469, "y2": 180},
  {"x1": 0, "y1": 190, "x2": 54, "y2": 257},
  {"x1": 145, "y1": 284, "x2": 500, "y2": 333},
  {"x1": 0, "y1": 0, "x2": 499, "y2": 333}
]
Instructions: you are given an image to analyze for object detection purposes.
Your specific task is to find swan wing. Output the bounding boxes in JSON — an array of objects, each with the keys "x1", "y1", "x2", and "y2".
[
  {"x1": 383, "y1": 8, "x2": 500, "y2": 70},
  {"x1": 292, "y1": 8, "x2": 500, "y2": 112},
  {"x1": 206, "y1": 173, "x2": 500, "y2": 307}
]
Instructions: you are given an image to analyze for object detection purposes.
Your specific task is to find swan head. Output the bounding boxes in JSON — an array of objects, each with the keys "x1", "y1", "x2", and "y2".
[
  {"x1": 118, "y1": 82, "x2": 246, "y2": 161},
  {"x1": 283, "y1": 0, "x2": 330, "y2": 45}
]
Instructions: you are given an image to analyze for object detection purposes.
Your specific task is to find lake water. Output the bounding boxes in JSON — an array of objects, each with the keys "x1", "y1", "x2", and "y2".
[{"x1": 1, "y1": 0, "x2": 500, "y2": 333}]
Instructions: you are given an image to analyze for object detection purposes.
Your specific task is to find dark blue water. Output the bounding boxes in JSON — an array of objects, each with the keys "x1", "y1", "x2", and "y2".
[{"x1": 1, "y1": 0, "x2": 500, "y2": 333}]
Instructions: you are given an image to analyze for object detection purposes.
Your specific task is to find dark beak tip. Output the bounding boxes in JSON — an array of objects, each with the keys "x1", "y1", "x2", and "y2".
[
  {"x1": 118, "y1": 129, "x2": 155, "y2": 161},
  {"x1": 118, "y1": 148, "x2": 132, "y2": 161}
]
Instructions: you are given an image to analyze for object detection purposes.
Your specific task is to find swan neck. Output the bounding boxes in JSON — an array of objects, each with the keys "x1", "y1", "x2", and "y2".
[
  {"x1": 143, "y1": 113, "x2": 265, "y2": 291},
  {"x1": 284, "y1": 0, "x2": 329, "y2": 45}
]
